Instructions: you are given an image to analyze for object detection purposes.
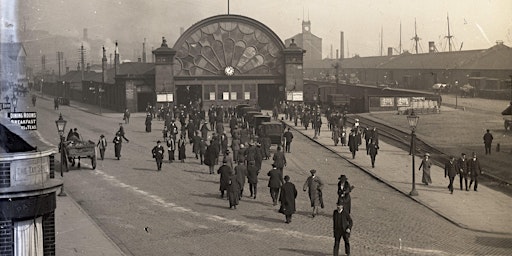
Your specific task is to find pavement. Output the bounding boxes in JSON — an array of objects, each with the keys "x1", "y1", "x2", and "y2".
[
  {"x1": 27, "y1": 92, "x2": 511, "y2": 256},
  {"x1": 12, "y1": 93, "x2": 127, "y2": 256},
  {"x1": 278, "y1": 112, "x2": 512, "y2": 235}
]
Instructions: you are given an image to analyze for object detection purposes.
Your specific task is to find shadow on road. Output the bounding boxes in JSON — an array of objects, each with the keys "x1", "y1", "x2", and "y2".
[
  {"x1": 475, "y1": 236, "x2": 512, "y2": 249},
  {"x1": 279, "y1": 248, "x2": 327, "y2": 256}
]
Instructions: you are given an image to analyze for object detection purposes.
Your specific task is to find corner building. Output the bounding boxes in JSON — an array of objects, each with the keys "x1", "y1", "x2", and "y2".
[{"x1": 153, "y1": 14, "x2": 305, "y2": 110}]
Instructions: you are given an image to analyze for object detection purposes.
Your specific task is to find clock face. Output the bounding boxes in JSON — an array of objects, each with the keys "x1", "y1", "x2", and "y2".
[{"x1": 224, "y1": 66, "x2": 235, "y2": 76}]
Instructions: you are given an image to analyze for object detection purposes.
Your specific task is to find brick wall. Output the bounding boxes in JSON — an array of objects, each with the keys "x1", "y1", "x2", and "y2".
[
  {"x1": 0, "y1": 220, "x2": 13, "y2": 256},
  {"x1": 42, "y1": 212, "x2": 55, "y2": 256},
  {"x1": 0, "y1": 162, "x2": 10, "y2": 188}
]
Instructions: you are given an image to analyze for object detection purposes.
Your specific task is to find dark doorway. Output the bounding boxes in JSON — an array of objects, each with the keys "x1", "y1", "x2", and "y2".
[
  {"x1": 258, "y1": 84, "x2": 282, "y2": 110},
  {"x1": 176, "y1": 85, "x2": 202, "y2": 106},
  {"x1": 137, "y1": 92, "x2": 154, "y2": 112}
]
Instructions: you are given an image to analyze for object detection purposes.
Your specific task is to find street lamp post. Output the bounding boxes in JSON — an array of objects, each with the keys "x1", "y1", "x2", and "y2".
[
  {"x1": 55, "y1": 113, "x2": 68, "y2": 197},
  {"x1": 407, "y1": 110, "x2": 420, "y2": 196}
]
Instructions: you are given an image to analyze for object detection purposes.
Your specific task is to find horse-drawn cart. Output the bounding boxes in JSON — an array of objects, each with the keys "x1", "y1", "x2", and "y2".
[{"x1": 63, "y1": 140, "x2": 97, "y2": 169}]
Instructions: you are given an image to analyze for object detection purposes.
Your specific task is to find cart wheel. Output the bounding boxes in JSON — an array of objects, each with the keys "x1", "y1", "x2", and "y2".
[{"x1": 91, "y1": 156, "x2": 97, "y2": 170}]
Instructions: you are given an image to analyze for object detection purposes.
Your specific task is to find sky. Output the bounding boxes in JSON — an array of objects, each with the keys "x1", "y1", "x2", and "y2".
[{"x1": 5, "y1": 0, "x2": 512, "y2": 58}]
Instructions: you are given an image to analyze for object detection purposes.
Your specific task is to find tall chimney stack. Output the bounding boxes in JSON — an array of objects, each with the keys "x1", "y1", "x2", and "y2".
[
  {"x1": 388, "y1": 47, "x2": 393, "y2": 56},
  {"x1": 336, "y1": 49, "x2": 339, "y2": 60},
  {"x1": 83, "y1": 28, "x2": 88, "y2": 41},
  {"x1": 340, "y1": 31, "x2": 344, "y2": 59},
  {"x1": 142, "y1": 38, "x2": 147, "y2": 63},
  {"x1": 330, "y1": 44, "x2": 333, "y2": 59}
]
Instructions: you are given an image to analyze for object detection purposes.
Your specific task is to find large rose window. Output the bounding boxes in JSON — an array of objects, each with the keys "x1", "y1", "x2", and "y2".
[{"x1": 174, "y1": 16, "x2": 284, "y2": 76}]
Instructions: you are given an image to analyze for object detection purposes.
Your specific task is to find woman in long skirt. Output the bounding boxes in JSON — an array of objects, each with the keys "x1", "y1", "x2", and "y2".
[
  {"x1": 178, "y1": 134, "x2": 186, "y2": 162},
  {"x1": 419, "y1": 153, "x2": 433, "y2": 185}
]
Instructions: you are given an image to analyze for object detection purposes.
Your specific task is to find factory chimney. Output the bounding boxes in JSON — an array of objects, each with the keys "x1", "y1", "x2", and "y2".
[{"x1": 340, "y1": 31, "x2": 344, "y2": 59}]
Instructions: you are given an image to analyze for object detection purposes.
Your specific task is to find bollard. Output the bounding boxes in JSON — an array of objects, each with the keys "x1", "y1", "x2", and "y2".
[{"x1": 496, "y1": 143, "x2": 500, "y2": 152}]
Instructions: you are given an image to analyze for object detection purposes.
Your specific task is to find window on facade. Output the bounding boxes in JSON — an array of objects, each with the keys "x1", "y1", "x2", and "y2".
[{"x1": 14, "y1": 217, "x2": 43, "y2": 255}]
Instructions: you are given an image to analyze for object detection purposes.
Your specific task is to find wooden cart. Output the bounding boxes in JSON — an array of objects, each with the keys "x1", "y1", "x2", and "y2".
[{"x1": 63, "y1": 140, "x2": 97, "y2": 169}]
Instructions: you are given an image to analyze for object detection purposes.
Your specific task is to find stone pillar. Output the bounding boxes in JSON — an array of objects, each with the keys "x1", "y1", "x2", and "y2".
[
  {"x1": 153, "y1": 37, "x2": 177, "y2": 107},
  {"x1": 283, "y1": 39, "x2": 306, "y2": 103}
]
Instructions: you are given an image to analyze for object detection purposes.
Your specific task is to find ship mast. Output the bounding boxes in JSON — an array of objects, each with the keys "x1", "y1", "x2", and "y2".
[
  {"x1": 445, "y1": 13, "x2": 454, "y2": 52},
  {"x1": 411, "y1": 18, "x2": 421, "y2": 54}
]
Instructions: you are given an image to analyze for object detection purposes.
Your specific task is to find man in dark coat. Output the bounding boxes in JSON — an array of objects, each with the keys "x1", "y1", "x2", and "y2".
[
  {"x1": 267, "y1": 164, "x2": 283, "y2": 205},
  {"x1": 205, "y1": 141, "x2": 218, "y2": 174},
  {"x1": 444, "y1": 156, "x2": 457, "y2": 194},
  {"x1": 348, "y1": 130, "x2": 358, "y2": 159},
  {"x1": 457, "y1": 153, "x2": 469, "y2": 191},
  {"x1": 483, "y1": 129, "x2": 493, "y2": 155},
  {"x1": 333, "y1": 203, "x2": 353, "y2": 256},
  {"x1": 227, "y1": 169, "x2": 241, "y2": 209},
  {"x1": 247, "y1": 160, "x2": 259, "y2": 199},
  {"x1": 283, "y1": 128, "x2": 294, "y2": 153},
  {"x1": 217, "y1": 160, "x2": 232, "y2": 198},
  {"x1": 272, "y1": 146, "x2": 287, "y2": 176},
  {"x1": 368, "y1": 140, "x2": 379, "y2": 168},
  {"x1": 151, "y1": 141, "x2": 165, "y2": 171},
  {"x1": 279, "y1": 175, "x2": 297, "y2": 224},
  {"x1": 468, "y1": 152, "x2": 483, "y2": 191},
  {"x1": 235, "y1": 161, "x2": 247, "y2": 199}
]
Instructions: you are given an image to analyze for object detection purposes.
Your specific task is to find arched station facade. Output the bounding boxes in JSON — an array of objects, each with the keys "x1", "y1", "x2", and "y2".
[{"x1": 153, "y1": 14, "x2": 305, "y2": 110}]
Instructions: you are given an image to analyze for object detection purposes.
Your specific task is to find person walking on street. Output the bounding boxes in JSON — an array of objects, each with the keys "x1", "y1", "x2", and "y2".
[
  {"x1": 333, "y1": 203, "x2": 353, "y2": 256},
  {"x1": 268, "y1": 164, "x2": 283, "y2": 206},
  {"x1": 117, "y1": 123, "x2": 130, "y2": 143},
  {"x1": 444, "y1": 156, "x2": 457, "y2": 194},
  {"x1": 247, "y1": 160, "x2": 259, "y2": 199},
  {"x1": 272, "y1": 146, "x2": 287, "y2": 176},
  {"x1": 368, "y1": 140, "x2": 379, "y2": 168},
  {"x1": 235, "y1": 160, "x2": 247, "y2": 199},
  {"x1": 217, "y1": 159, "x2": 232, "y2": 198},
  {"x1": 483, "y1": 129, "x2": 493, "y2": 155},
  {"x1": 227, "y1": 168, "x2": 241, "y2": 209},
  {"x1": 123, "y1": 108, "x2": 130, "y2": 124},
  {"x1": 337, "y1": 175, "x2": 354, "y2": 214},
  {"x1": 457, "y1": 153, "x2": 469, "y2": 191},
  {"x1": 419, "y1": 153, "x2": 433, "y2": 185},
  {"x1": 283, "y1": 128, "x2": 294, "y2": 153},
  {"x1": 145, "y1": 113, "x2": 152, "y2": 132},
  {"x1": 204, "y1": 140, "x2": 218, "y2": 174},
  {"x1": 177, "y1": 134, "x2": 187, "y2": 163},
  {"x1": 96, "y1": 134, "x2": 107, "y2": 160},
  {"x1": 468, "y1": 152, "x2": 483, "y2": 191},
  {"x1": 348, "y1": 130, "x2": 358, "y2": 159},
  {"x1": 279, "y1": 175, "x2": 297, "y2": 224},
  {"x1": 152, "y1": 141, "x2": 165, "y2": 171},
  {"x1": 167, "y1": 136, "x2": 176, "y2": 163},
  {"x1": 303, "y1": 169, "x2": 324, "y2": 217},
  {"x1": 112, "y1": 132, "x2": 123, "y2": 160}
]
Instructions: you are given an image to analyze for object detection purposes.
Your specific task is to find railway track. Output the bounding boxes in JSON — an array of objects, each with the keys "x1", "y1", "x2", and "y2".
[{"x1": 344, "y1": 115, "x2": 512, "y2": 193}]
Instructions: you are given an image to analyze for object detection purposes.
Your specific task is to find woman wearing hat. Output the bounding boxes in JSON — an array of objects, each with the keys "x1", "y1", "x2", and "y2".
[
  {"x1": 303, "y1": 169, "x2": 324, "y2": 217},
  {"x1": 337, "y1": 175, "x2": 355, "y2": 214},
  {"x1": 419, "y1": 153, "x2": 433, "y2": 185}
]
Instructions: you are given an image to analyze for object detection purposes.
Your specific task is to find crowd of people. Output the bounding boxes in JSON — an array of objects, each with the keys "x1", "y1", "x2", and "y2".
[{"x1": 91, "y1": 101, "x2": 356, "y2": 255}]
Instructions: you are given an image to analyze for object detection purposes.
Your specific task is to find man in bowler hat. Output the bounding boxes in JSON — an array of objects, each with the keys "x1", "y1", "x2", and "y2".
[{"x1": 333, "y1": 203, "x2": 353, "y2": 256}]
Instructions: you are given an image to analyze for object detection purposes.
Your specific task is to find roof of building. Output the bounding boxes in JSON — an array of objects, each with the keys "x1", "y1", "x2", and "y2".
[
  {"x1": 0, "y1": 43, "x2": 26, "y2": 61},
  {"x1": 311, "y1": 43, "x2": 512, "y2": 71}
]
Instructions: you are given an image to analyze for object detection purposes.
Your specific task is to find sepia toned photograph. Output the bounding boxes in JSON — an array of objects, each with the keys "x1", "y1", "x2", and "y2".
[{"x1": 1, "y1": 0, "x2": 511, "y2": 255}]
